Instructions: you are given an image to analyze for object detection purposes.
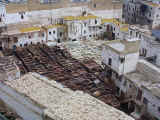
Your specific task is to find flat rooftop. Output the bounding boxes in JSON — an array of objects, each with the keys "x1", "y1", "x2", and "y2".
[
  {"x1": 4, "y1": 72, "x2": 134, "y2": 120},
  {"x1": 104, "y1": 40, "x2": 140, "y2": 55},
  {"x1": 125, "y1": 60, "x2": 160, "y2": 98}
]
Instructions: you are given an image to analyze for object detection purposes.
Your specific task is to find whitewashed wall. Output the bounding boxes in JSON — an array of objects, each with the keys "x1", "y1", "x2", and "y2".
[
  {"x1": 102, "y1": 47, "x2": 120, "y2": 73},
  {"x1": 0, "y1": 4, "x2": 6, "y2": 24},
  {"x1": 121, "y1": 53, "x2": 139, "y2": 74},
  {"x1": 48, "y1": 28, "x2": 58, "y2": 41},
  {"x1": 15, "y1": 32, "x2": 46, "y2": 47},
  {"x1": 102, "y1": 46, "x2": 139, "y2": 75},
  {"x1": 142, "y1": 88, "x2": 160, "y2": 120}
]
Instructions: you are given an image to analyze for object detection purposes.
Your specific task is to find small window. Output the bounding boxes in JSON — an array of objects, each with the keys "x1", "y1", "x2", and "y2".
[
  {"x1": 119, "y1": 75, "x2": 123, "y2": 82},
  {"x1": 49, "y1": 31, "x2": 51, "y2": 35},
  {"x1": 120, "y1": 57, "x2": 125, "y2": 63},
  {"x1": 130, "y1": 31, "x2": 132, "y2": 36},
  {"x1": 94, "y1": 4, "x2": 96, "y2": 8},
  {"x1": 108, "y1": 58, "x2": 112, "y2": 66},
  {"x1": 136, "y1": 32, "x2": 138, "y2": 37},
  {"x1": 58, "y1": 39, "x2": 60, "y2": 43},
  {"x1": 143, "y1": 97, "x2": 148, "y2": 105},
  {"x1": 0, "y1": 17, "x2": 1, "y2": 22},
  {"x1": 158, "y1": 107, "x2": 160, "y2": 112},
  {"x1": 84, "y1": 30, "x2": 86, "y2": 34},
  {"x1": 28, "y1": 36, "x2": 31, "y2": 39},
  {"x1": 123, "y1": 80, "x2": 127, "y2": 86},
  {"x1": 60, "y1": 32, "x2": 62, "y2": 37},
  {"x1": 21, "y1": 14, "x2": 24, "y2": 19},
  {"x1": 95, "y1": 20, "x2": 97, "y2": 24},
  {"x1": 116, "y1": 73, "x2": 119, "y2": 79},
  {"x1": 157, "y1": 14, "x2": 159, "y2": 18},
  {"x1": 42, "y1": 33, "x2": 45, "y2": 37},
  {"x1": 89, "y1": 35, "x2": 92, "y2": 37},
  {"x1": 31, "y1": 42, "x2": 33, "y2": 44},
  {"x1": 99, "y1": 26, "x2": 102, "y2": 29},
  {"x1": 53, "y1": 31, "x2": 55, "y2": 34},
  {"x1": 20, "y1": 44, "x2": 22, "y2": 47}
]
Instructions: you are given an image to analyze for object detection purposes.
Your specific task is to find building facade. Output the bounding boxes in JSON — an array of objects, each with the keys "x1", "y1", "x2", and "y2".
[{"x1": 123, "y1": 0, "x2": 160, "y2": 29}]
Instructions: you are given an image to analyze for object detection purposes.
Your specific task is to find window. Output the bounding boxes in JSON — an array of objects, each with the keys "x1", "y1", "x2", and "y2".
[
  {"x1": 108, "y1": 58, "x2": 112, "y2": 66},
  {"x1": 157, "y1": 14, "x2": 159, "y2": 18},
  {"x1": 0, "y1": 17, "x2": 1, "y2": 22},
  {"x1": 42, "y1": 33, "x2": 45, "y2": 37},
  {"x1": 123, "y1": 80, "x2": 127, "y2": 86},
  {"x1": 143, "y1": 97, "x2": 148, "y2": 105},
  {"x1": 53, "y1": 31, "x2": 55, "y2": 34},
  {"x1": 89, "y1": 35, "x2": 92, "y2": 37},
  {"x1": 119, "y1": 75, "x2": 123, "y2": 82},
  {"x1": 49, "y1": 31, "x2": 51, "y2": 35},
  {"x1": 28, "y1": 36, "x2": 31, "y2": 39},
  {"x1": 60, "y1": 32, "x2": 62, "y2": 37},
  {"x1": 139, "y1": 34, "x2": 141, "y2": 39},
  {"x1": 95, "y1": 20, "x2": 97, "y2": 24},
  {"x1": 158, "y1": 107, "x2": 160, "y2": 112},
  {"x1": 58, "y1": 39, "x2": 60, "y2": 43},
  {"x1": 130, "y1": 31, "x2": 132, "y2": 36},
  {"x1": 84, "y1": 30, "x2": 86, "y2": 34},
  {"x1": 116, "y1": 73, "x2": 119, "y2": 79},
  {"x1": 120, "y1": 57, "x2": 125, "y2": 63},
  {"x1": 20, "y1": 44, "x2": 22, "y2": 47},
  {"x1": 21, "y1": 14, "x2": 24, "y2": 19},
  {"x1": 94, "y1": 4, "x2": 96, "y2": 8},
  {"x1": 136, "y1": 32, "x2": 138, "y2": 37}
]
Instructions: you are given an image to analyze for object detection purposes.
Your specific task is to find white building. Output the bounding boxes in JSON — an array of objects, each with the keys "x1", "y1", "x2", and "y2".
[
  {"x1": 1, "y1": 25, "x2": 46, "y2": 49},
  {"x1": 101, "y1": 38, "x2": 160, "y2": 119},
  {"x1": 123, "y1": 0, "x2": 160, "y2": 29},
  {"x1": 0, "y1": 72, "x2": 135, "y2": 120},
  {"x1": 102, "y1": 39, "x2": 140, "y2": 76},
  {"x1": 101, "y1": 18, "x2": 129, "y2": 40},
  {"x1": 44, "y1": 24, "x2": 66, "y2": 43},
  {"x1": 0, "y1": 2, "x2": 6, "y2": 26},
  {"x1": 0, "y1": 23, "x2": 67, "y2": 49},
  {"x1": 63, "y1": 14, "x2": 102, "y2": 41},
  {"x1": 122, "y1": 60, "x2": 160, "y2": 120},
  {"x1": 129, "y1": 25, "x2": 160, "y2": 67}
]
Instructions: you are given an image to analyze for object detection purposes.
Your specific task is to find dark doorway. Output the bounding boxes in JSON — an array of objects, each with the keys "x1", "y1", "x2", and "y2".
[
  {"x1": 112, "y1": 32, "x2": 115, "y2": 40},
  {"x1": 58, "y1": 39, "x2": 60, "y2": 43},
  {"x1": 0, "y1": 42, "x2": 2, "y2": 50}
]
